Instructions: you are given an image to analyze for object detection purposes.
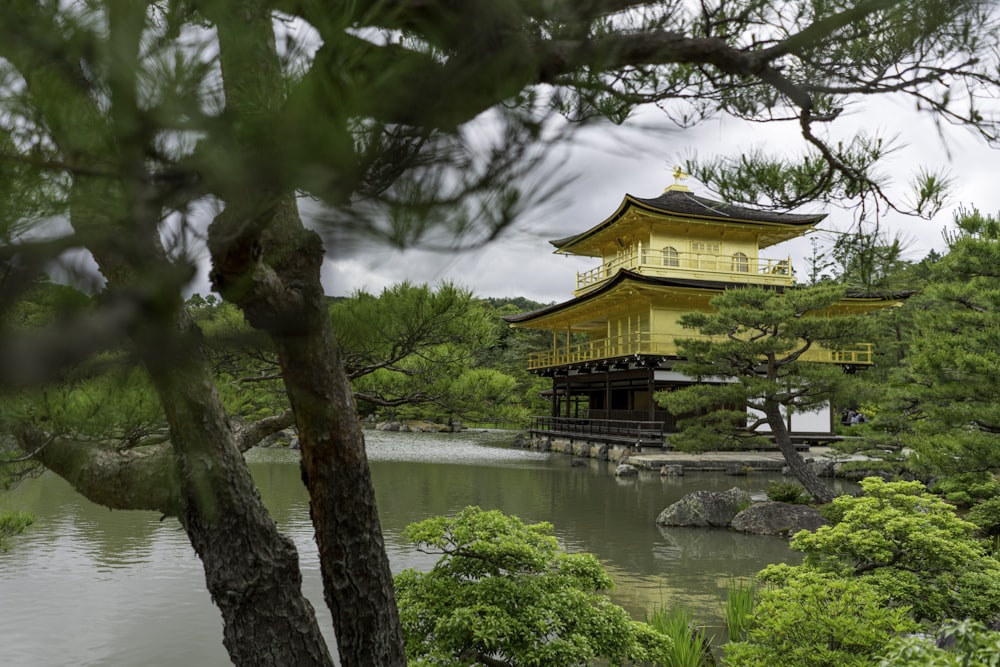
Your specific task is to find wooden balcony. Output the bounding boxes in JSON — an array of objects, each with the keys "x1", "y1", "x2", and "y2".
[
  {"x1": 575, "y1": 246, "x2": 793, "y2": 295},
  {"x1": 526, "y1": 332, "x2": 874, "y2": 370},
  {"x1": 528, "y1": 416, "x2": 667, "y2": 448}
]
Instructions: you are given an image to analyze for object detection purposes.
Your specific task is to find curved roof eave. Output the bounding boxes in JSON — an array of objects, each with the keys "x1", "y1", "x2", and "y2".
[
  {"x1": 501, "y1": 270, "x2": 763, "y2": 324},
  {"x1": 501, "y1": 273, "x2": 917, "y2": 325},
  {"x1": 550, "y1": 190, "x2": 827, "y2": 251}
]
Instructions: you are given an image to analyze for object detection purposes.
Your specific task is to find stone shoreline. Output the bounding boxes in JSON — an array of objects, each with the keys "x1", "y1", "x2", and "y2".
[{"x1": 512, "y1": 433, "x2": 879, "y2": 478}]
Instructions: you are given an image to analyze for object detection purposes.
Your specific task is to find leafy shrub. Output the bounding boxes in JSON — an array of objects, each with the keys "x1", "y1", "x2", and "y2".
[
  {"x1": 723, "y1": 571, "x2": 918, "y2": 667},
  {"x1": 765, "y1": 480, "x2": 809, "y2": 504},
  {"x1": 932, "y1": 472, "x2": 1000, "y2": 506},
  {"x1": 778, "y1": 478, "x2": 1000, "y2": 623},
  {"x1": 394, "y1": 507, "x2": 673, "y2": 666},
  {"x1": 966, "y1": 496, "x2": 1000, "y2": 539},
  {"x1": 878, "y1": 619, "x2": 1000, "y2": 667}
]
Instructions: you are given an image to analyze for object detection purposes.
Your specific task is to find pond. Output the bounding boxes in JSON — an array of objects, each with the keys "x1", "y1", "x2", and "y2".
[{"x1": 1, "y1": 429, "x2": 811, "y2": 666}]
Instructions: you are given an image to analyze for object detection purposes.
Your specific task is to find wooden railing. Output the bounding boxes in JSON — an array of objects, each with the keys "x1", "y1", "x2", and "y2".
[
  {"x1": 575, "y1": 246, "x2": 793, "y2": 293},
  {"x1": 527, "y1": 334, "x2": 874, "y2": 369},
  {"x1": 529, "y1": 416, "x2": 667, "y2": 447}
]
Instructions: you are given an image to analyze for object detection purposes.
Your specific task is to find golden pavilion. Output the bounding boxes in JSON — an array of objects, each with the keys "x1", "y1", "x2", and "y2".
[{"x1": 504, "y1": 175, "x2": 900, "y2": 444}]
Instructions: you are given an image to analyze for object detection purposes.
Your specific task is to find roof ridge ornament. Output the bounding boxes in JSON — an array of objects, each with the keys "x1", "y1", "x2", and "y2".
[{"x1": 665, "y1": 165, "x2": 692, "y2": 192}]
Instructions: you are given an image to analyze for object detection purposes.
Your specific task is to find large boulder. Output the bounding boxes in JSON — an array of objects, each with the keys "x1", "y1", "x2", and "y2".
[
  {"x1": 655, "y1": 487, "x2": 751, "y2": 527},
  {"x1": 729, "y1": 501, "x2": 827, "y2": 537},
  {"x1": 615, "y1": 464, "x2": 639, "y2": 477}
]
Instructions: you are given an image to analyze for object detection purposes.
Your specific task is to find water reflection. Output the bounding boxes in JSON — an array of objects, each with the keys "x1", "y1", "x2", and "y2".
[{"x1": 1, "y1": 429, "x2": 807, "y2": 665}]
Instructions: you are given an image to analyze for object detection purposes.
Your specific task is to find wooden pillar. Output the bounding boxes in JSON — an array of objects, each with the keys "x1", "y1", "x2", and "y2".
[
  {"x1": 604, "y1": 371, "x2": 611, "y2": 420},
  {"x1": 648, "y1": 366, "x2": 656, "y2": 420},
  {"x1": 550, "y1": 376, "x2": 559, "y2": 417}
]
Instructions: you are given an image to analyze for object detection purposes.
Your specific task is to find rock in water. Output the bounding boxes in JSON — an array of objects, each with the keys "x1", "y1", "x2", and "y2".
[
  {"x1": 729, "y1": 501, "x2": 827, "y2": 536},
  {"x1": 655, "y1": 488, "x2": 751, "y2": 527}
]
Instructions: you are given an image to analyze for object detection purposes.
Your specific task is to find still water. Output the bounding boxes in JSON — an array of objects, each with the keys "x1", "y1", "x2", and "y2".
[{"x1": 1, "y1": 429, "x2": 801, "y2": 666}]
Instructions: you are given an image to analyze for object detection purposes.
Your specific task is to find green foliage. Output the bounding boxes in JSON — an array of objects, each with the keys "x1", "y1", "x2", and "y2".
[
  {"x1": 723, "y1": 570, "x2": 918, "y2": 667},
  {"x1": 189, "y1": 295, "x2": 287, "y2": 422},
  {"x1": 330, "y1": 283, "x2": 531, "y2": 422},
  {"x1": 2, "y1": 366, "x2": 166, "y2": 447},
  {"x1": 646, "y1": 606, "x2": 714, "y2": 667},
  {"x1": 0, "y1": 510, "x2": 34, "y2": 550},
  {"x1": 932, "y1": 473, "x2": 1000, "y2": 507},
  {"x1": 772, "y1": 478, "x2": 1000, "y2": 623},
  {"x1": 394, "y1": 507, "x2": 672, "y2": 667},
  {"x1": 765, "y1": 480, "x2": 809, "y2": 504},
  {"x1": 722, "y1": 579, "x2": 756, "y2": 643},
  {"x1": 187, "y1": 284, "x2": 546, "y2": 426},
  {"x1": 878, "y1": 619, "x2": 1000, "y2": 667},
  {"x1": 830, "y1": 230, "x2": 914, "y2": 292},
  {"x1": 657, "y1": 284, "x2": 871, "y2": 500},
  {"x1": 658, "y1": 284, "x2": 871, "y2": 428},
  {"x1": 966, "y1": 496, "x2": 1000, "y2": 540},
  {"x1": 878, "y1": 209, "x2": 1000, "y2": 478}
]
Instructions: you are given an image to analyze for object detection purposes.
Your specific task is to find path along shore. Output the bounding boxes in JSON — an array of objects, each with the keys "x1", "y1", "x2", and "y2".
[{"x1": 624, "y1": 447, "x2": 872, "y2": 473}]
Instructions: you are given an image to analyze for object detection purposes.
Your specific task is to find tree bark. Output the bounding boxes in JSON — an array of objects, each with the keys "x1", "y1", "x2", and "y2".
[
  {"x1": 12, "y1": 426, "x2": 182, "y2": 514},
  {"x1": 763, "y1": 399, "x2": 837, "y2": 504},
  {"x1": 271, "y1": 306, "x2": 407, "y2": 667},
  {"x1": 208, "y1": 197, "x2": 408, "y2": 667},
  {"x1": 7, "y1": 14, "x2": 337, "y2": 654},
  {"x1": 206, "y1": 4, "x2": 408, "y2": 663},
  {"x1": 137, "y1": 315, "x2": 335, "y2": 667}
]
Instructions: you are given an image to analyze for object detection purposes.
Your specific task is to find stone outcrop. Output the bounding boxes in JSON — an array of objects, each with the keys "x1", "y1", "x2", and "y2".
[
  {"x1": 656, "y1": 487, "x2": 751, "y2": 527},
  {"x1": 660, "y1": 464, "x2": 684, "y2": 476},
  {"x1": 615, "y1": 464, "x2": 639, "y2": 477},
  {"x1": 729, "y1": 501, "x2": 827, "y2": 536}
]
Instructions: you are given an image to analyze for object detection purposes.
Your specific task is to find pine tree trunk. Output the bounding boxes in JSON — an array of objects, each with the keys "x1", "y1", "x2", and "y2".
[
  {"x1": 206, "y1": 4, "x2": 408, "y2": 661},
  {"x1": 213, "y1": 218, "x2": 408, "y2": 666},
  {"x1": 763, "y1": 400, "x2": 837, "y2": 504},
  {"x1": 272, "y1": 318, "x2": 408, "y2": 667},
  {"x1": 137, "y1": 311, "x2": 338, "y2": 667}
]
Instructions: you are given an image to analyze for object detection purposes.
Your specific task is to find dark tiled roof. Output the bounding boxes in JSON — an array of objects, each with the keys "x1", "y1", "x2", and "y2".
[
  {"x1": 502, "y1": 270, "x2": 915, "y2": 324},
  {"x1": 550, "y1": 190, "x2": 826, "y2": 249}
]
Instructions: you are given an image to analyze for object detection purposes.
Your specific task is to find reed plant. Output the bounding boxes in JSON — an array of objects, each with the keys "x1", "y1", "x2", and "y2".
[
  {"x1": 722, "y1": 578, "x2": 756, "y2": 642},
  {"x1": 646, "y1": 605, "x2": 713, "y2": 667}
]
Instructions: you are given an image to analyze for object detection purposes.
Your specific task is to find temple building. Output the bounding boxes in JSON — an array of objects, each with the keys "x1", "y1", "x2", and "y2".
[{"x1": 504, "y1": 174, "x2": 900, "y2": 446}]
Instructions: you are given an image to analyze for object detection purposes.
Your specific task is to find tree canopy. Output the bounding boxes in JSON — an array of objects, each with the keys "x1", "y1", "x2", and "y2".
[{"x1": 656, "y1": 283, "x2": 879, "y2": 503}]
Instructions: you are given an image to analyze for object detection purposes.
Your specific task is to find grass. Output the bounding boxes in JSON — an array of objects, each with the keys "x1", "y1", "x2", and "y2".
[
  {"x1": 0, "y1": 510, "x2": 35, "y2": 550},
  {"x1": 646, "y1": 605, "x2": 714, "y2": 667},
  {"x1": 722, "y1": 578, "x2": 756, "y2": 642}
]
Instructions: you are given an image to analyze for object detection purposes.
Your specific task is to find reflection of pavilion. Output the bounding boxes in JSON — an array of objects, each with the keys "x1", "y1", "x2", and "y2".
[{"x1": 505, "y1": 177, "x2": 900, "y2": 446}]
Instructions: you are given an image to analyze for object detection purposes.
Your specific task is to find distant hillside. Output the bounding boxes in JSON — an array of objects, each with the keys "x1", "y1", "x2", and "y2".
[{"x1": 480, "y1": 296, "x2": 553, "y2": 312}]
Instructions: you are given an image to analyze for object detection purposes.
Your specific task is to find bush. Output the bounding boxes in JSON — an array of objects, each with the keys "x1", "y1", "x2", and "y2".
[
  {"x1": 966, "y1": 496, "x2": 1000, "y2": 539},
  {"x1": 779, "y1": 478, "x2": 1000, "y2": 623},
  {"x1": 723, "y1": 571, "x2": 918, "y2": 667},
  {"x1": 394, "y1": 507, "x2": 673, "y2": 666},
  {"x1": 878, "y1": 619, "x2": 1000, "y2": 667},
  {"x1": 765, "y1": 480, "x2": 809, "y2": 504},
  {"x1": 932, "y1": 472, "x2": 1000, "y2": 506}
]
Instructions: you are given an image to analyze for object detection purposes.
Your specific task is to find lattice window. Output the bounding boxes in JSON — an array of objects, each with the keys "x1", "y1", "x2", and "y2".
[
  {"x1": 662, "y1": 246, "x2": 679, "y2": 267},
  {"x1": 691, "y1": 241, "x2": 720, "y2": 269}
]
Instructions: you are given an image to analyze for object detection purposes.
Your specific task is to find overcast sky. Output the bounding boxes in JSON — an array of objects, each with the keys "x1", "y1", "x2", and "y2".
[{"x1": 180, "y1": 96, "x2": 1000, "y2": 306}]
